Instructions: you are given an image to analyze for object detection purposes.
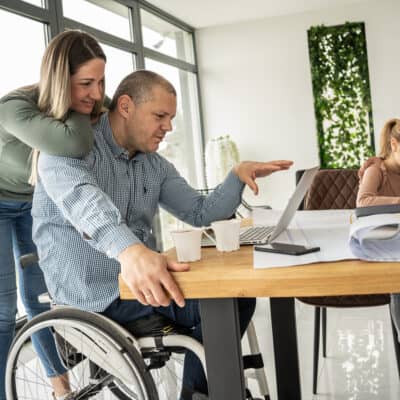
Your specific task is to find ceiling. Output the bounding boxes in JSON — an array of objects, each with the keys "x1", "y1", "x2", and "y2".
[{"x1": 148, "y1": 0, "x2": 371, "y2": 28}]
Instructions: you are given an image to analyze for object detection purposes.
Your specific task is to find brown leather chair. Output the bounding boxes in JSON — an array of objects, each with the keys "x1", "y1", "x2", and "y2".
[{"x1": 296, "y1": 168, "x2": 400, "y2": 394}]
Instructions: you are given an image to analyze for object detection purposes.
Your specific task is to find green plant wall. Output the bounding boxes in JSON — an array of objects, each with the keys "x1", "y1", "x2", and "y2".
[{"x1": 308, "y1": 22, "x2": 375, "y2": 168}]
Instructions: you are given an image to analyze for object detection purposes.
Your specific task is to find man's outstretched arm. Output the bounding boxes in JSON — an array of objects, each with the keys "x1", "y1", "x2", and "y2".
[{"x1": 160, "y1": 159, "x2": 293, "y2": 227}]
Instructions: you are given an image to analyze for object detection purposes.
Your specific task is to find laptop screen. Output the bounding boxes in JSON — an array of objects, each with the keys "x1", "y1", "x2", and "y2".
[{"x1": 268, "y1": 166, "x2": 319, "y2": 242}]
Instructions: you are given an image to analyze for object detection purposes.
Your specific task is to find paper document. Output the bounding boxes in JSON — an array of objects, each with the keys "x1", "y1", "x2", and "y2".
[
  {"x1": 349, "y1": 213, "x2": 400, "y2": 261},
  {"x1": 252, "y1": 209, "x2": 357, "y2": 269}
]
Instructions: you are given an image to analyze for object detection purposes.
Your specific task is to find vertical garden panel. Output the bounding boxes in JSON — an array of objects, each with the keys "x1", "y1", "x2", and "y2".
[{"x1": 308, "y1": 22, "x2": 374, "y2": 168}]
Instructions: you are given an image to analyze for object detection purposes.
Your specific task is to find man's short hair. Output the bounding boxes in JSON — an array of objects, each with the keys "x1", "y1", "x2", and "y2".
[{"x1": 109, "y1": 70, "x2": 176, "y2": 111}]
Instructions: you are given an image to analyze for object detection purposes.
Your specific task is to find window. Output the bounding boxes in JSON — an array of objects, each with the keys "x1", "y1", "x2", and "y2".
[
  {"x1": 141, "y1": 9, "x2": 195, "y2": 64},
  {"x1": 0, "y1": 9, "x2": 45, "y2": 95},
  {"x1": 23, "y1": 0, "x2": 43, "y2": 7},
  {"x1": 101, "y1": 43, "x2": 135, "y2": 96},
  {"x1": 62, "y1": 0, "x2": 131, "y2": 40},
  {"x1": 0, "y1": 1, "x2": 204, "y2": 254},
  {"x1": 0, "y1": 8, "x2": 47, "y2": 316},
  {"x1": 145, "y1": 58, "x2": 204, "y2": 248}
]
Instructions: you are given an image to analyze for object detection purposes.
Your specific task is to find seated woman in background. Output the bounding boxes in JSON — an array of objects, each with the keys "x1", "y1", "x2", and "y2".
[
  {"x1": 357, "y1": 118, "x2": 400, "y2": 342},
  {"x1": 357, "y1": 118, "x2": 400, "y2": 207}
]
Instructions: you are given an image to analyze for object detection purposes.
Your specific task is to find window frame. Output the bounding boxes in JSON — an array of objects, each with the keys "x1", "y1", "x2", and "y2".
[
  {"x1": 0, "y1": 0, "x2": 207, "y2": 250},
  {"x1": 0, "y1": 0, "x2": 205, "y2": 147}
]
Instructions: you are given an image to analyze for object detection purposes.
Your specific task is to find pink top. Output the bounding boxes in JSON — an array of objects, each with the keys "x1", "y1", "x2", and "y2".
[{"x1": 357, "y1": 163, "x2": 400, "y2": 207}]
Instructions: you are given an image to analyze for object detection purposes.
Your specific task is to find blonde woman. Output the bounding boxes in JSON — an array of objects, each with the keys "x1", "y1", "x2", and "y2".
[
  {"x1": 356, "y1": 118, "x2": 400, "y2": 350},
  {"x1": 357, "y1": 119, "x2": 400, "y2": 207},
  {"x1": 0, "y1": 30, "x2": 106, "y2": 400}
]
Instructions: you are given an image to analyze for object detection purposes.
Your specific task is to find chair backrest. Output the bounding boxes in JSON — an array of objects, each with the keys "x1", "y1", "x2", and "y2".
[
  {"x1": 295, "y1": 168, "x2": 390, "y2": 306},
  {"x1": 296, "y1": 168, "x2": 359, "y2": 210}
]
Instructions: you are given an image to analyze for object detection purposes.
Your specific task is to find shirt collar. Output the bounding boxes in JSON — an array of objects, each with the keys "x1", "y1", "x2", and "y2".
[
  {"x1": 96, "y1": 113, "x2": 127, "y2": 158},
  {"x1": 96, "y1": 113, "x2": 149, "y2": 162}
]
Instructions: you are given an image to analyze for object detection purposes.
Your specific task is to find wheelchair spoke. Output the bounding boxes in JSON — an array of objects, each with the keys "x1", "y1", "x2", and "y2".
[{"x1": 147, "y1": 353, "x2": 184, "y2": 400}]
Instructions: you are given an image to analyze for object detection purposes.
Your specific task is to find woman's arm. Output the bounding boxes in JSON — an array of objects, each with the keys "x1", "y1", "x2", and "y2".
[
  {"x1": 357, "y1": 165, "x2": 400, "y2": 206},
  {"x1": 0, "y1": 90, "x2": 93, "y2": 157}
]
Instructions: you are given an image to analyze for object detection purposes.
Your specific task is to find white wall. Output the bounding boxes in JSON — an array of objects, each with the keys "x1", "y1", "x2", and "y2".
[{"x1": 196, "y1": 0, "x2": 400, "y2": 208}]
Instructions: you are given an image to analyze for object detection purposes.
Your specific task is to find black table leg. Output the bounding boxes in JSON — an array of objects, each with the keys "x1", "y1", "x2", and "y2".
[
  {"x1": 200, "y1": 298, "x2": 246, "y2": 400},
  {"x1": 270, "y1": 297, "x2": 301, "y2": 400}
]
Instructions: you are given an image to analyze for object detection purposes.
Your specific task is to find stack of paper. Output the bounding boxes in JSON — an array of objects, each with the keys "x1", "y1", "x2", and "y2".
[
  {"x1": 349, "y1": 213, "x2": 400, "y2": 261},
  {"x1": 252, "y1": 209, "x2": 357, "y2": 269}
]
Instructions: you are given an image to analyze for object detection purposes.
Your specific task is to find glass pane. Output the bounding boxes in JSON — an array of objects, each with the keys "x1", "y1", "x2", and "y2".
[
  {"x1": 0, "y1": 9, "x2": 45, "y2": 96},
  {"x1": 23, "y1": 0, "x2": 43, "y2": 6},
  {"x1": 100, "y1": 43, "x2": 135, "y2": 99},
  {"x1": 145, "y1": 58, "x2": 204, "y2": 249},
  {"x1": 62, "y1": 0, "x2": 131, "y2": 41},
  {"x1": 141, "y1": 9, "x2": 194, "y2": 64},
  {"x1": 0, "y1": 10, "x2": 46, "y2": 317}
]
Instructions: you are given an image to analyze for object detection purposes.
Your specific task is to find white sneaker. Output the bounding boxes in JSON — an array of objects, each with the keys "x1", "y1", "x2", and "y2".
[{"x1": 52, "y1": 391, "x2": 76, "y2": 400}]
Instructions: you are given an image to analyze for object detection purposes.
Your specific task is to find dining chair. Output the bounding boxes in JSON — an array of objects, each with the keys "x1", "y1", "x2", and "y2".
[{"x1": 296, "y1": 168, "x2": 400, "y2": 394}]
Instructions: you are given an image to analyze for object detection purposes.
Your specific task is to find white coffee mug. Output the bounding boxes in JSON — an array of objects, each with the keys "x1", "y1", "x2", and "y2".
[{"x1": 210, "y1": 219, "x2": 241, "y2": 252}]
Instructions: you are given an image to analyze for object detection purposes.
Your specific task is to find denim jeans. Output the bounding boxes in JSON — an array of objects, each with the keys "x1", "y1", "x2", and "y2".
[
  {"x1": 102, "y1": 297, "x2": 256, "y2": 398},
  {"x1": 0, "y1": 200, "x2": 66, "y2": 400}
]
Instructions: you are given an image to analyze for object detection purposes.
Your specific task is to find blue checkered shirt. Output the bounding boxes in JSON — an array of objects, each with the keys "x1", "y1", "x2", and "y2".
[{"x1": 32, "y1": 113, "x2": 244, "y2": 311}]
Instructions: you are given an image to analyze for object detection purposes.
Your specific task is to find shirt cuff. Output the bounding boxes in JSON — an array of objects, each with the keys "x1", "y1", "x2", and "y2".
[
  {"x1": 223, "y1": 170, "x2": 245, "y2": 197},
  {"x1": 95, "y1": 223, "x2": 141, "y2": 259}
]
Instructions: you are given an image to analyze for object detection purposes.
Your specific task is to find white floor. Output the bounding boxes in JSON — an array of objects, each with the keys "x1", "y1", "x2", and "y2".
[{"x1": 246, "y1": 299, "x2": 400, "y2": 400}]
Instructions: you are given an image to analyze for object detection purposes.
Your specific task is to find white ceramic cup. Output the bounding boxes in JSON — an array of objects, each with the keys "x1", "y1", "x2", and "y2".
[
  {"x1": 170, "y1": 229, "x2": 203, "y2": 262},
  {"x1": 210, "y1": 219, "x2": 241, "y2": 252}
]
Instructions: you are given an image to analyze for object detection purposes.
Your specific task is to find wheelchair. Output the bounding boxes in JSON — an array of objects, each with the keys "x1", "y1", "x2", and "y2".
[{"x1": 6, "y1": 254, "x2": 270, "y2": 400}]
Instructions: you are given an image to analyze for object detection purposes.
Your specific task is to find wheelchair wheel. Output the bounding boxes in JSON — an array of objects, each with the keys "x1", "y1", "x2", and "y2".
[
  {"x1": 142, "y1": 349, "x2": 184, "y2": 400},
  {"x1": 6, "y1": 308, "x2": 158, "y2": 400}
]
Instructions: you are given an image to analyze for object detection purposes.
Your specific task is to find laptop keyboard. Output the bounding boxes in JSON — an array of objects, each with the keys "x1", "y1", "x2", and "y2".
[
  {"x1": 240, "y1": 226, "x2": 274, "y2": 244},
  {"x1": 201, "y1": 225, "x2": 275, "y2": 247}
]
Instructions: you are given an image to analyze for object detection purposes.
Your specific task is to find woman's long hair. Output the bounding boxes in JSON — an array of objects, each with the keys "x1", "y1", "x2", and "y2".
[
  {"x1": 379, "y1": 118, "x2": 400, "y2": 159},
  {"x1": 29, "y1": 30, "x2": 106, "y2": 184}
]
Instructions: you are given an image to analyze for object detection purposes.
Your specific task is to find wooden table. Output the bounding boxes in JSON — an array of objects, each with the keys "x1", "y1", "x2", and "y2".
[{"x1": 119, "y1": 245, "x2": 400, "y2": 400}]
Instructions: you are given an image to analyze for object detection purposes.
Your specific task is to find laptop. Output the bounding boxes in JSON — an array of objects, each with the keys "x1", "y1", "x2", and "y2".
[{"x1": 202, "y1": 166, "x2": 320, "y2": 246}]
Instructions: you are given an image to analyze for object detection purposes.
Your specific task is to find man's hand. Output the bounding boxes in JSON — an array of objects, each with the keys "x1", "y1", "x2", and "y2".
[
  {"x1": 233, "y1": 160, "x2": 293, "y2": 195},
  {"x1": 118, "y1": 243, "x2": 189, "y2": 307},
  {"x1": 358, "y1": 156, "x2": 383, "y2": 179}
]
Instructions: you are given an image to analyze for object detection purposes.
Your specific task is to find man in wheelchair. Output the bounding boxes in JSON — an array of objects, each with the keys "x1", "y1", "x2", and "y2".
[{"x1": 28, "y1": 70, "x2": 291, "y2": 399}]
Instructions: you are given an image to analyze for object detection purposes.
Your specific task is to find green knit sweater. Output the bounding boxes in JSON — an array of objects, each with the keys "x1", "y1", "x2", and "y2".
[{"x1": 0, "y1": 87, "x2": 94, "y2": 201}]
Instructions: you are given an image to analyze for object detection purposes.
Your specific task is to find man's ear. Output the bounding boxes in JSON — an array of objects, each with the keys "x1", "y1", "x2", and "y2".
[{"x1": 118, "y1": 95, "x2": 133, "y2": 118}]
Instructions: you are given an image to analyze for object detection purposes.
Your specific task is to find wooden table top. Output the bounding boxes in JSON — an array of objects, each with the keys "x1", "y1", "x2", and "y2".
[{"x1": 119, "y1": 245, "x2": 400, "y2": 299}]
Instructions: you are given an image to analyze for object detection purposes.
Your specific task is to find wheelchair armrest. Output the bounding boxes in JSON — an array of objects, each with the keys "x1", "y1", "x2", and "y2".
[{"x1": 240, "y1": 199, "x2": 271, "y2": 211}]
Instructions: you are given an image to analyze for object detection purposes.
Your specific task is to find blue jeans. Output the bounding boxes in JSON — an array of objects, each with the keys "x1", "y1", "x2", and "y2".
[
  {"x1": 102, "y1": 297, "x2": 256, "y2": 398},
  {"x1": 0, "y1": 200, "x2": 66, "y2": 400}
]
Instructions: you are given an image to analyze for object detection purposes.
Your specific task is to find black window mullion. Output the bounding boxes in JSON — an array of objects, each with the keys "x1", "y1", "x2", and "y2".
[
  {"x1": 130, "y1": 1, "x2": 144, "y2": 69},
  {"x1": 45, "y1": 0, "x2": 63, "y2": 37},
  {"x1": 192, "y1": 30, "x2": 206, "y2": 179}
]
